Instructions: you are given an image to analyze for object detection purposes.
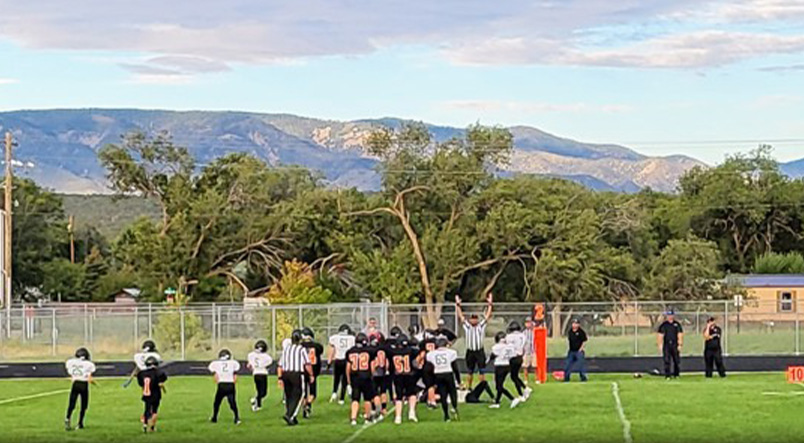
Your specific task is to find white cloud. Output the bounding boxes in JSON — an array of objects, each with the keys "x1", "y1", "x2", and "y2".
[
  {"x1": 0, "y1": 78, "x2": 18, "y2": 85},
  {"x1": 451, "y1": 30, "x2": 804, "y2": 68},
  {"x1": 0, "y1": 0, "x2": 801, "y2": 71},
  {"x1": 443, "y1": 100, "x2": 634, "y2": 114}
]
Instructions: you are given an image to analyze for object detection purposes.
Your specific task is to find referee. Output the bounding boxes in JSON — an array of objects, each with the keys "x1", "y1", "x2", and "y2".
[
  {"x1": 278, "y1": 329, "x2": 313, "y2": 426},
  {"x1": 455, "y1": 292, "x2": 493, "y2": 389}
]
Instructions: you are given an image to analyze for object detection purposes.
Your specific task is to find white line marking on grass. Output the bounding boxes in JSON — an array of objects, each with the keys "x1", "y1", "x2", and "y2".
[
  {"x1": 762, "y1": 392, "x2": 804, "y2": 397},
  {"x1": 342, "y1": 407, "x2": 396, "y2": 443},
  {"x1": 0, "y1": 389, "x2": 69, "y2": 406},
  {"x1": 611, "y1": 382, "x2": 633, "y2": 443}
]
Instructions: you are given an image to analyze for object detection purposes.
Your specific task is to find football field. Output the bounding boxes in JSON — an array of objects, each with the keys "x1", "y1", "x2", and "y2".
[{"x1": 1, "y1": 373, "x2": 802, "y2": 443}]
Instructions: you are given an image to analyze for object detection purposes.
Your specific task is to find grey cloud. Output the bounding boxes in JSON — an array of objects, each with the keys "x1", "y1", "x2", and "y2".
[{"x1": 118, "y1": 63, "x2": 184, "y2": 76}]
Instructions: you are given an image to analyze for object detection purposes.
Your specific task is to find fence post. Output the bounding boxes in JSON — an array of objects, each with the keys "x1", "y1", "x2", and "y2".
[
  {"x1": 134, "y1": 307, "x2": 139, "y2": 351},
  {"x1": 51, "y1": 308, "x2": 56, "y2": 356},
  {"x1": 180, "y1": 309, "x2": 186, "y2": 361},
  {"x1": 271, "y1": 307, "x2": 277, "y2": 355},
  {"x1": 633, "y1": 301, "x2": 639, "y2": 356},
  {"x1": 796, "y1": 303, "x2": 801, "y2": 355},
  {"x1": 90, "y1": 308, "x2": 95, "y2": 347},
  {"x1": 298, "y1": 305, "x2": 303, "y2": 328},
  {"x1": 724, "y1": 301, "x2": 729, "y2": 356},
  {"x1": 20, "y1": 306, "x2": 25, "y2": 342},
  {"x1": 148, "y1": 304, "x2": 153, "y2": 338},
  {"x1": 211, "y1": 303, "x2": 217, "y2": 347},
  {"x1": 83, "y1": 304, "x2": 88, "y2": 345}
]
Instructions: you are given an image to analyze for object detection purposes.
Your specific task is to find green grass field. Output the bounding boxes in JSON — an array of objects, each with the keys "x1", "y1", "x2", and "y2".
[{"x1": 1, "y1": 374, "x2": 802, "y2": 443}]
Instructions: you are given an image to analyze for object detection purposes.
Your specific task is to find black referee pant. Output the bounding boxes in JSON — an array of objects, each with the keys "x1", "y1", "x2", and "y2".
[
  {"x1": 704, "y1": 347, "x2": 726, "y2": 378},
  {"x1": 434, "y1": 373, "x2": 458, "y2": 421},
  {"x1": 509, "y1": 356, "x2": 525, "y2": 396},
  {"x1": 282, "y1": 372, "x2": 305, "y2": 424},
  {"x1": 663, "y1": 345, "x2": 681, "y2": 377}
]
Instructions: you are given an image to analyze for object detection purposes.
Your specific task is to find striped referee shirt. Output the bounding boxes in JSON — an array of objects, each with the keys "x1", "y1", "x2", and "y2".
[
  {"x1": 279, "y1": 343, "x2": 310, "y2": 373},
  {"x1": 462, "y1": 319, "x2": 487, "y2": 351}
]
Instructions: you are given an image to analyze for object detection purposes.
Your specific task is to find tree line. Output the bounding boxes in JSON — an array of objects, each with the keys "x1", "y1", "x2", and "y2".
[{"x1": 8, "y1": 126, "x2": 804, "y2": 322}]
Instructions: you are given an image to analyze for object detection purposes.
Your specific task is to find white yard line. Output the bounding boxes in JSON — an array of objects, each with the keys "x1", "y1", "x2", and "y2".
[
  {"x1": 342, "y1": 407, "x2": 396, "y2": 443},
  {"x1": 762, "y1": 392, "x2": 804, "y2": 396},
  {"x1": 611, "y1": 382, "x2": 633, "y2": 443},
  {"x1": 0, "y1": 389, "x2": 70, "y2": 406}
]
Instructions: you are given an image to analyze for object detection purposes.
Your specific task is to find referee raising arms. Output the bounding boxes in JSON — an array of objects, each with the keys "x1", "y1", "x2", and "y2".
[
  {"x1": 455, "y1": 292, "x2": 493, "y2": 390},
  {"x1": 278, "y1": 329, "x2": 314, "y2": 426}
]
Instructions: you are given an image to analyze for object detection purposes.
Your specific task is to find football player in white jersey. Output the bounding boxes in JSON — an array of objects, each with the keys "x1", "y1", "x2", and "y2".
[
  {"x1": 488, "y1": 332, "x2": 520, "y2": 409},
  {"x1": 425, "y1": 338, "x2": 460, "y2": 422},
  {"x1": 505, "y1": 322, "x2": 528, "y2": 401},
  {"x1": 247, "y1": 340, "x2": 273, "y2": 412},
  {"x1": 124, "y1": 340, "x2": 162, "y2": 388},
  {"x1": 209, "y1": 349, "x2": 242, "y2": 425},
  {"x1": 327, "y1": 324, "x2": 355, "y2": 404},
  {"x1": 64, "y1": 347, "x2": 97, "y2": 431}
]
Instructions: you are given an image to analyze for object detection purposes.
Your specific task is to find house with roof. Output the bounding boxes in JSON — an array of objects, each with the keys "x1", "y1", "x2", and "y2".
[{"x1": 727, "y1": 274, "x2": 804, "y2": 315}]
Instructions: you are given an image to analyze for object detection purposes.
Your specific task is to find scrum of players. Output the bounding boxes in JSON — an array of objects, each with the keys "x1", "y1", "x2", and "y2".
[{"x1": 63, "y1": 293, "x2": 538, "y2": 432}]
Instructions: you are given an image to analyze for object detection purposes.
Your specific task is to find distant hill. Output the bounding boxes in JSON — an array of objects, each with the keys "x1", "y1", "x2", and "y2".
[
  {"x1": 781, "y1": 158, "x2": 804, "y2": 178},
  {"x1": 0, "y1": 109, "x2": 706, "y2": 193}
]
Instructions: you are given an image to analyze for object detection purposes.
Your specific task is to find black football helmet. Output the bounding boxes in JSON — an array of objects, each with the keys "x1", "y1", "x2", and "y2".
[
  {"x1": 145, "y1": 356, "x2": 159, "y2": 368},
  {"x1": 219, "y1": 349, "x2": 232, "y2": 360},
  {"x1": 338, "y1": 324, "x2": 353, "y2": 335},
  {"x1": 408, "y1": 324, "x2": 421, "y2": 336},
  {"x1": 142, "y1": 340, "x2": 157, "y2": 352},
  {"x1": 398, "y1": 334, "x2": 410, "y2": 347},
  {"x1": 435, "y1": 337, "x2": 449, "y2": 348},
  {"x1": 254, "y1": 340, "x2": 268, "y2": 352},
  {"x1": 301, "y1": 327, "x2": 314, "y2": 341},
  {"x1": 494, "y1": 331, "x2": 507, "y2": 343},
  {"x1": 75, "y1": 347, "x2": 90, "y2": 360},
  {"x1": 507, "y1": 321, "x2": 522, "y2": 333},
  {"x1": 389, "y1": 326, "x2": 403, "y2": 338},
  {"x1": 291, "y1": 329, "x2": 303, "y2": 344},
  {"x1": 355, "y1": 332, "x2": 369, "y2": 347}
]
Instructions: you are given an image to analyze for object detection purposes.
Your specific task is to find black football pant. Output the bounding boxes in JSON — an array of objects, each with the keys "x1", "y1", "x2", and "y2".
[
  {"x1": 212, "y1": 383, "x2": 239, "y2": 422},
  {"x1": 494, "y1": 366, "x2": 514, "y2": 404},
  {"x1": 254, "y1": 374, "x2": 268, "y2": 407},
  {"x1": 663, "y1": 346, "x2": 681, "y2": 377},
  {"x1": 434, "y1": 373, "x2": 458, "y2": 421},
  {"x1": 66, "y1": 381, "x2": 89, "y2": 425},
  {"x1": 704, "y1": 348, "x2": 726, "y2": 378},
  {"x1": 509, "y1": 356, "x2": 525, "y2": 396},
  {"x1": 332, "y1": 360, "x2": 348, "y2": 401},
  {"x1": 282, "y1": 372, "x2": 305, "y2": 422}
]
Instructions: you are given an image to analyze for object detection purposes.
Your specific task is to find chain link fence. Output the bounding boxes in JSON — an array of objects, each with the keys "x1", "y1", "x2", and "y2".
[{"x1": 0, "y1": 300, "x2": 800, "y2": 362}]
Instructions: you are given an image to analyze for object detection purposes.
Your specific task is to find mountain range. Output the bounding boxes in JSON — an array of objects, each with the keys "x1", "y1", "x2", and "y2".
[{"x1": 0, "y1": 109, "x2": 800, "y2": 194}]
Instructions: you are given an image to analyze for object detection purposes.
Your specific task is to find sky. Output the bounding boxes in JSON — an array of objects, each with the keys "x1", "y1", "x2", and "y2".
[{"x1": 0, "y1": 0, "x2": 803, "y2": 164}]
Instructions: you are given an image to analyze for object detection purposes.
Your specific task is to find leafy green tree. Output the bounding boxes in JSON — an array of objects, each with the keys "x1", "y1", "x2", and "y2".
[
  {"x1": 41, "y1": 259, "x2": 87, "y2": 302},
  {"x1": 643, "y1": 237, "x2": 725, "y2": 301},
  {"x1": 349, "y1": 123, "x2": 513, "y2": 326},
  {"x1": 679, "y1": 147, "x2": 804, "y2": 272},
  {"x1": 753, "y1": 252, "x2": 804, "y2": 274}
]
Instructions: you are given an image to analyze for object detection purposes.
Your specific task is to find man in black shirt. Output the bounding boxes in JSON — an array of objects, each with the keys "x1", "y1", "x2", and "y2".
[
  {"x1": 657, "y1": 310, "x2": 684, "y2": 379},
  {"x1": 703, "y1": 317, "x2": 726, "y2": 378},
  {"x1": 563, "y1": 319, "x2": 588, "y2": 382}
]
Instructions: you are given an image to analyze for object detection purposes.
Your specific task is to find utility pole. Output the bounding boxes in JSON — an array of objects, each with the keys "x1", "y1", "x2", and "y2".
[{"x1": 3, "y1": 131, "x2": 12, "y2": 313}]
